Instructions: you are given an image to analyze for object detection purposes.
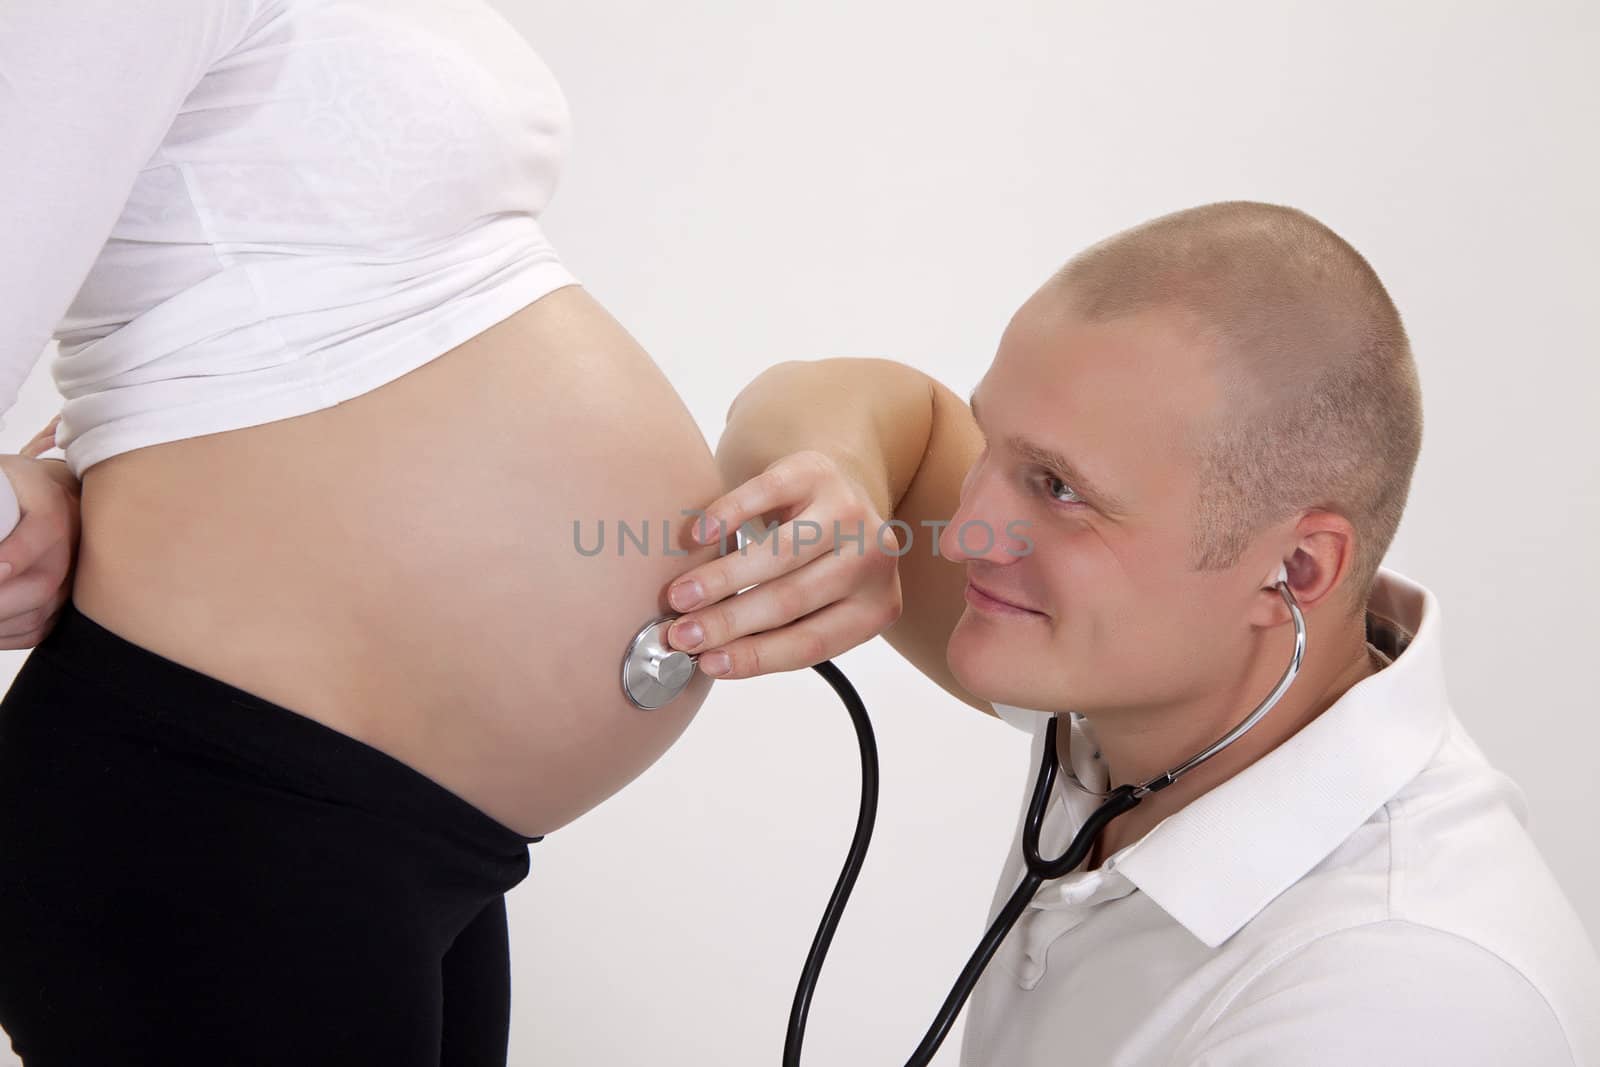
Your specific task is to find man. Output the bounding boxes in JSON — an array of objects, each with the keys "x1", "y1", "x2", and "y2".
[{"x1": 663, "y1": 201, "x2": 1600, "y2": 1063}]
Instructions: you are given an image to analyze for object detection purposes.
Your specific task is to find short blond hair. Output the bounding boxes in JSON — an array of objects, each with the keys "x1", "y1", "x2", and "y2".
[{"x1": 1052, "y1": 201, "x2": 1423, "y2": 613}]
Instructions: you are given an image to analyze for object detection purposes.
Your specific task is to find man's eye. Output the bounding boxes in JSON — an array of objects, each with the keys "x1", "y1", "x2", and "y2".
[{"x1": 1033, "y1": 471, "x2": 1084, "y2": 505}]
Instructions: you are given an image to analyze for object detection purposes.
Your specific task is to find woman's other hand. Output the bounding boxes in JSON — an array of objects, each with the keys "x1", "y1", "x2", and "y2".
[
  {"x1": 0, "y1": 451, "x2": 82, "y2": 649},
  {"x1": 661, "y1": 449, "x2": 905, "y2": 679}
]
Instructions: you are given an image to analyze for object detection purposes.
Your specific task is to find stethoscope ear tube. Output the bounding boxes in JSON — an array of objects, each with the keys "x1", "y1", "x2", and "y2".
[{"x1": 1023, "y1": 724, "x2": 1143, "y2": 879}]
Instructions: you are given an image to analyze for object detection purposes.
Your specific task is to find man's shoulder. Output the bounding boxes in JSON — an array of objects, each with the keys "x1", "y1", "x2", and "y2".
[
  {"x1": 1262, "y1": 920, "x2": 1571, "y2": 1010},
  {"x1": 1236, "y1": 768, "x2": 1600, "y2": 1066},
  {"x1": 1378, "y1": 712, "x2": 1587, "y2": 956},
  {"x1": 1219, "y1": 711, "x2": 1600, "y2": 1062},
  {"x1": 1191, "y1": 919, "x2": 1584, "y2": 1065}
]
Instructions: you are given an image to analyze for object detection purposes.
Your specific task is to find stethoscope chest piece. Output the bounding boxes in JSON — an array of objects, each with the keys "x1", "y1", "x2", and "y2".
[{"x1": 621, "y1": 615, "x2": 699, "y2": 710}]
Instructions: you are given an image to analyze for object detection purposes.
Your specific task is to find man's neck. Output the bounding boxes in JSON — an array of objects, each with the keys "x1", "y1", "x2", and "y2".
[{"x1": 1071, "y1": 622, "x2": 1380, "y2": 869}]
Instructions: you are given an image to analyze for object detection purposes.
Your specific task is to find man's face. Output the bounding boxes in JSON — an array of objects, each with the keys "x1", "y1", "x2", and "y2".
[{"x1": 940, "y1": 287, "x2": 1264, "y2": 718}]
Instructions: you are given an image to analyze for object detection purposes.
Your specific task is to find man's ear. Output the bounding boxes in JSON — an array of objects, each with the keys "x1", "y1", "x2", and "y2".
[{"x1": 1248, "y1": 510, "x2": 1356, "y2": 626}]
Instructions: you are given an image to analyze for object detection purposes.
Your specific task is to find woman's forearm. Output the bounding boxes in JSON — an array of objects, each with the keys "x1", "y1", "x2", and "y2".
[{"x1": 715, "y1": 358, "x2": 935, "y2": 525}]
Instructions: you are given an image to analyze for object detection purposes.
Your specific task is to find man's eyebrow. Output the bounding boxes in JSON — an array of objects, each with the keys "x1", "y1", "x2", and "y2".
[{"x1": 968, "y1": 387, "x2": 1130, "y2": 516}]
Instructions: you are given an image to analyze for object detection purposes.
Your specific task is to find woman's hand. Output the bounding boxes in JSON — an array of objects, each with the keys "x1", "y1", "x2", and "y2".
[
  {"x1": 0, "y1": 451, "x2": 82, "y2": 649},
  {"x1": 661, "y1": 449, "x2": 905, "y2": 678}
]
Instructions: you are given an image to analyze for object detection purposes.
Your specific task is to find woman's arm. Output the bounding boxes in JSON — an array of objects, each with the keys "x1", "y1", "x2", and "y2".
[
  {"x1": 874, "y1": 373, "x2": 992, "y2": 714},
  {"x1": 712, "y1": 357, "x2": 932, "y2": 530},
  {"x1": 0, "y1": 0, "x2": 260, "y2": 432}
]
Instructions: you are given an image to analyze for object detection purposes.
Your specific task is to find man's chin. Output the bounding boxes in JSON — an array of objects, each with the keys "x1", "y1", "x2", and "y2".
[
  {"x1": 949, "y1": 621, "x2": 1033, "y2": 699},
  {"x1": 949, "y1": 616, "x2": 1080, "y2": 711}
]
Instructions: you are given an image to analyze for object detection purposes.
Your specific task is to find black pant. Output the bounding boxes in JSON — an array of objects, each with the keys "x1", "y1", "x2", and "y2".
[{"x1": 0, "y1": 598, "x2": 543, "y2": 1066}]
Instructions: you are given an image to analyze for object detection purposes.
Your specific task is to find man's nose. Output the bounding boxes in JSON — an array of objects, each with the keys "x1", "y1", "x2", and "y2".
[{"x1": 941, "y1": 470, "x2": 1024, "y2": 564}]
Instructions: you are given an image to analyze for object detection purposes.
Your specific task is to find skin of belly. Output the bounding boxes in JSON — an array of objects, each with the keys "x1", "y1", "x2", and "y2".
[{"x1": 70, "y1": 284, "x2": 726, "y2": 838}]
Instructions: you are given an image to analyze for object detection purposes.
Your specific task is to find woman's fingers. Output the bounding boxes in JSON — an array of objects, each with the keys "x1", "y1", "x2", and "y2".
[
  {"x1": 0, "y1": 511, "x2": 75, "y2": 647},
  {"x1": 0, "y1": 484, "x2": 63, "y2": 580},
  {"x1": 0, "y1": 573, "x2": 68, "y2": 645},
  {"x1": 0, "y1": 456, "x2": 82, "y2": 649},
  {"x1": 19, "y1": 414, "x2": 62, "y2": 459},
  {"x1": 696, "y1": 588, "x2": 902, "y2": 680},
  {"x1": 668, "y1": 546, "x2": 881, "y2": 655},
  {"x1": 690, "y1": 450, "x2": 833, "y2": 546},
  {"x1": 663, "y1": 447, "x2": 905, "y2": 679},
  {"x1": 668, "y1": 500, "x2": 871, "y2": 613}
]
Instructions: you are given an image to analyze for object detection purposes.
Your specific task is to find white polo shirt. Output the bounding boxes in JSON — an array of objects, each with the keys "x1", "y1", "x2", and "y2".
[{"x1": 966, "y1": 568, "x2": 1600, "y2": 1066}]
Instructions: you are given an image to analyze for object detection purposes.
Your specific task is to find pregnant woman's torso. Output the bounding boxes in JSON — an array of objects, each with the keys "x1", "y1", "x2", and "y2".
[
  {"x1": 29, "y1": 0, "x2": 727, "y2": 839},
  {"x1": 72, "y1": 284, "x2": 724, "y2": 838}
]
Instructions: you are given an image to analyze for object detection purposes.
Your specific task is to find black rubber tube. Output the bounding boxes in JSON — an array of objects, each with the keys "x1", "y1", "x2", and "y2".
[{"x1": 783, "y1": 663, "x2": 1142, "y2": 1067}]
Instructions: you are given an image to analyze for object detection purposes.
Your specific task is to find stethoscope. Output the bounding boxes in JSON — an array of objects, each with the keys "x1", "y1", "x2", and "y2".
[{"x1": 620, "y1": 564, "x2": 1305, "y2": 1065}]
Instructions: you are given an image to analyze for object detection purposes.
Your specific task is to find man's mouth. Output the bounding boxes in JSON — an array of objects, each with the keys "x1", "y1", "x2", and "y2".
[{"x1": 965, "y1": 578, "x2": 1046, "y2": 617}]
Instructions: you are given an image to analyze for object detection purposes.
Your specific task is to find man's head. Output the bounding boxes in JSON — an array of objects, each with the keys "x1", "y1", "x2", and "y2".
[{"x1": 940, "y1": 201, "x2": 1422, "y2": 718}]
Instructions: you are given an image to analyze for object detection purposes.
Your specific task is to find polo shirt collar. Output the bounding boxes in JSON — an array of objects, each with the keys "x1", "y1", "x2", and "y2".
[{"x1": 1096, "y1": 567, "x2": 1450, "y2": 947}]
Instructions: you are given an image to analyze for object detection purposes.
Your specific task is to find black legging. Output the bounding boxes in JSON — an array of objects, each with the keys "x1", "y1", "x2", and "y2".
[{"x1": 0, "y1": 597, "x2": 543, "y2": 1066}]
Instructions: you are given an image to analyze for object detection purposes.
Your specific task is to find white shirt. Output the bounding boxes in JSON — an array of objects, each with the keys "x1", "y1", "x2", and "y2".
[
  {"x1": 966, "y1": 568, "x2": 1600, "y2": 1066},
  {"x1": 0, "y1": 0, "x2": 578, "y2": 481}
]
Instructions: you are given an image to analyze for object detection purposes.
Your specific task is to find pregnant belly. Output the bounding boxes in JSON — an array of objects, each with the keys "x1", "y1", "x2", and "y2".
[{"x1": 70, "y1": 284, "x2": 726, "y2": 838}]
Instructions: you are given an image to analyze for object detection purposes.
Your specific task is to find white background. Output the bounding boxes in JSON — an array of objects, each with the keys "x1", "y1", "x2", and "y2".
[{"x1": 3, "y1": 2, "x2": 1596, "y2": 1064}]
